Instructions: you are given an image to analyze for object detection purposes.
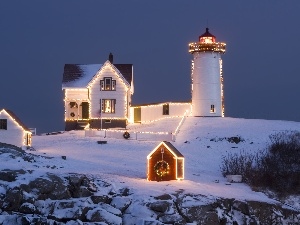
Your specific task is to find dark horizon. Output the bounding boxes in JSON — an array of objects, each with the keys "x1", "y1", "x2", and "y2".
[{"x1": 1, "y1": 1, "x2": 300, "y2": 133}]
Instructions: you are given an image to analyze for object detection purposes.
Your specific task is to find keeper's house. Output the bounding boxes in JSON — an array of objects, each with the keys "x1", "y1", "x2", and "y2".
[
  {"x1": 0, "y1": 109, "x2": 32, "y2": 147},
  {"x1": 147, "y1": 141, "x2": 184, "y2": 181},
  {"x1": 62, "y1": 53, "x2": 191, "y2": 131},
  {"x1": 62, "y1": 54, "x2": 133, "y2": 130}
]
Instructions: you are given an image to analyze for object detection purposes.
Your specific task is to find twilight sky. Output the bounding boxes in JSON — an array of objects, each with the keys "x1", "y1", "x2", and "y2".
[{"x1": 1, "y1": 1, "x2": 300, "y2": 133}]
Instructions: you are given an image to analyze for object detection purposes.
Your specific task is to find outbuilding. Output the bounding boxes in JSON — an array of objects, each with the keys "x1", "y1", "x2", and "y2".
[
  {"x1": 147, "y1": 141, "x2": 184, "y2": 181},
  {"x1": 0, "y1": 109, "x2": 32, "y2": 147}
]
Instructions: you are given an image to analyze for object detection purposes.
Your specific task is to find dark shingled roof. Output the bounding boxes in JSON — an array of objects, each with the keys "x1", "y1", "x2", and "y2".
[
  {"x1": 62, "y1": 64, "x2": 85, "y2": 83},
  {"x1": 162, "y1": 141, "x2": 184, "y2": 158},
  {"x1": 114, "y1": 64, "x2": 133, "y2": 84},
  {"x1": 62, "y1": 63, "x2": 133, "y2": 88},
  {"x1": 199, "y1": 27, "x2": 216, "y2": 38},
  {"x1": 3, "y1": 109, "x2": 31, "y2": 132}
]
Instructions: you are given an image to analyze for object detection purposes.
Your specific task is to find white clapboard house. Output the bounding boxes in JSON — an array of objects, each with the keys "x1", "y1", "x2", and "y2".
[
  {"x1": 0, "y1": 109, "x2": 32, "y2": 147},
  {"x1": 62, "y1": 54, "x2": 134, "y2": 130}
]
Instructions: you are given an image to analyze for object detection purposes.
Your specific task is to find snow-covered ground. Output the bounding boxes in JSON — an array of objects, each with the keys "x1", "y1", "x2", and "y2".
[{"x1": 2, "y1": 117, "x2": 300, "y2": 204}]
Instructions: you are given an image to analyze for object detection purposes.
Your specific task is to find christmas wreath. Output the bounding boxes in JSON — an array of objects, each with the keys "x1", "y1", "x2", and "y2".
[
  {"x1": 154, "y1": 160, "x2": 170, "y2": 177},
  {"x1": 123, "y1": 131, "x2": 130, "y2": 139},
  {"x1": 70, "y1": 112, "x2": 75, "y2": 117}
]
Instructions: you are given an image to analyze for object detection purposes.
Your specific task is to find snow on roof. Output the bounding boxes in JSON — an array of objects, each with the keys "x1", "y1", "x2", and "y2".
[
  {"x1": 62, "y1": 63, "x2": 133, "y2": 89},
  {"x1": 147, "y1": 141, "x2": 184, "y2": 159},
  {"x1": 62, "y1": 64, "x2": 102, "y2": 88},
  {"x1": 0, "y1": 109, "x2": 31, "y2": 132}
]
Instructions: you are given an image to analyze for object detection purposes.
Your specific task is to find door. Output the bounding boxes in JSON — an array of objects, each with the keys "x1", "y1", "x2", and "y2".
[
  {"x1": 134, "y1": 107, "x2": 141, "y2": 123},
  {"x1": 81, "y1": 102, "x2": 89, "y2": 119}
]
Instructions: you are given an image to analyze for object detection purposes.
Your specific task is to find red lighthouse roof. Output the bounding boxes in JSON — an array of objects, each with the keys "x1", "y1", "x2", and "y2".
[{"x1": 199, "y1": 28, "x2": 216, "y2": 43}]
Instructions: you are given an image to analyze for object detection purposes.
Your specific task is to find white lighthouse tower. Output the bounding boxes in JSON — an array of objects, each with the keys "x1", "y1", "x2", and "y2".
[{"x1": 189, "y1": 28, "x2": 226, "y2": 117}]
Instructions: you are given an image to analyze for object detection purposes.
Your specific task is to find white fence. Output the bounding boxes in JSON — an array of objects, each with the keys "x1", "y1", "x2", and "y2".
[{"x1": 85, "y1": 129, "x2": 174, "y2": 142}]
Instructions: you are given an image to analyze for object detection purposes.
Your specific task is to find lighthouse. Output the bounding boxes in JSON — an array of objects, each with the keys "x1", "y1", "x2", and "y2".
[{"x1": 189, "y1": 28, "x2": 226, "y2": 117}]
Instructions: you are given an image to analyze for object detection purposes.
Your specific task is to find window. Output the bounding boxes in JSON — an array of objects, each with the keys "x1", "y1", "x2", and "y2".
[
  {"x1": 100, "y1": 77, "x2": 116, "y2": 91},
  {"x1": 69, "y1": 102, "x2": 78, "y2": 108},
  {"x1": 210, "y1": 105, "x2": 215, "y2": 113},
  {"x1": 163, "y1": 104, "x2": 169, "y2": 115},
  {"x1": 101, "y1": 99, "x2": 116, "y2": 113},
  {"x1": 0, "y1": 119, "x2": 7, "y2": 130}
]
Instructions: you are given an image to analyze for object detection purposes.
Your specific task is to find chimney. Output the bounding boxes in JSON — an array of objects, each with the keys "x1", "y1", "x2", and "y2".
[{"x1": 108, "y1": 53, "x2": 113, "y2": 63}]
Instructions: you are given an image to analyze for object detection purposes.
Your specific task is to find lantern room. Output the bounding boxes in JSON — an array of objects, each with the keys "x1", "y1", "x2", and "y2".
[
  {"x1": 147, "y1": 141, "x2": 184, "y2": 182},
  {"x1": 189, "y1": 27, "x2": 226, "y2": 53},
  {"x1": 199, "y1": 28, "x2": 216, "y2": 43}
]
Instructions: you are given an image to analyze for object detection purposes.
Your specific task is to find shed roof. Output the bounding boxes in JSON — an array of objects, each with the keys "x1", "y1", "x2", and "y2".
[
  {"x1": 62, "y1": 62, "x2": 133, "y2": 89},
  {"x1": 162, "y1": 141, "x2": 184, "y2": 157},
  {"x1": 0, "y1": 109, "x2": 31, "y2": 132},
  {"x1": 147, "y1": 141, "x2": 184, "y2": 159}
]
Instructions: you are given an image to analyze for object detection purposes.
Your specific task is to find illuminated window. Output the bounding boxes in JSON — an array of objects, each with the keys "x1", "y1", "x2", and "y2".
[
  {"x1": 100, "y1": 77, "x2": 116, "y2": 91},
  {"x1": 163, "y1": 104, "x2": 169, "y2": 115},
  {"x1": 0, "y1": 119, "x2": 7, "y2": 130},
  {"x1": 210, "y1": 105, "x2": 215, "y2": 113},
  {"x1": 101, "y1": 99, "x2": 116, "y2": 113}
]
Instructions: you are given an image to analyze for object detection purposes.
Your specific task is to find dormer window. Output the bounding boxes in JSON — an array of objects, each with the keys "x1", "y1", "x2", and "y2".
[{"x1": 100, "y1": 77, "x2": 116, "y2": 91}]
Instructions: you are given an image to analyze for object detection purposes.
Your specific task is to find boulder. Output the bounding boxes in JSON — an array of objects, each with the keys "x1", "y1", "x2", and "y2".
[
  {"x1": 2, "y1": 187, "x2": 23, "y2": 211},
  {"x1": 149, "y1": 201, "x2": 170, "y2": 213},
  {"x1": 110, "y1": 196, "x2": 131, "y2": 213},
  {"x1": 49, "y1": 199, "x2": 94, "y2": 222},
  {"x1": 86, "y1": 207, "x2": 122, "y2": 224},
  {"x1": 28, "y1": 173, "x2": 71, "y2": 200},
  {"x1": 19, "y1": 202, "x2": 36, "y2": 214},
  {"x1": 67, "y1": 174, "x2": 97, "y2": 198},
  {"x1": 0, "y1": 169, "x2": 26, "y2": 182},
  {"x1": 90, "y1": 195, "x2": 112, "y2": 204}
]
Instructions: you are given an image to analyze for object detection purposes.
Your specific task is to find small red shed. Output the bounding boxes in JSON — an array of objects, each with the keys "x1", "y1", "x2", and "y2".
[{"x1": 147, "y1": 141, "x2": 184, "y2": 181}]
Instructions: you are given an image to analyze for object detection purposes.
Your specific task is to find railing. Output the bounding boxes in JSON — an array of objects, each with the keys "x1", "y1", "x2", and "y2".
[
  {"x1": 189, "y1": 42, "x2": 226, "y2": 53},
  {"x1": 172, "y1": 110, "x2": 189, "y2": 141},
  {"x1": 85, "y1": 129, "x2": 173, "y2": 142}
]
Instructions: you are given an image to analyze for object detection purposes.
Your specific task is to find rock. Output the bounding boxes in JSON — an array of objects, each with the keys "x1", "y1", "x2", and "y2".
[
  {"x1": 227, "y1": 136, "x2": 244, "y2": 144},
  {"x1": 86, "y1": 207, "x2": 122, "y2": 224},
  {"x1": 110, "y1": 196, "x2": 131, "y2": 213},
  {"x1": 204, "y1": 211, "x2": 219, "y2": 224},
  {"x1": 79, "y1": 187, "x2": 94, "y2": 197},
  {"x1": 91, "y1": 195, "x2": 112, "y2": 204},
  {"x1": 248, "y1": 200, "x2": 283, "y2": 224},
  {"x1": 154, "y1": 194, "x2": 173, "y2": 200},
  {"x1": 0, "y1": 169, "x2": 26, "y2": 182},
  {"x1": 124, "y1": 199, "x2": 157, "y2": 221},
  {"x1": 159, "y1": 213, "x2": 185, "y2": 224},
  {"x1": 68, "y1": 174, "x2": 97, "y2": 198},
  {"x1": 0, "y1": 214, "x2": 22, "y2": 224},
  {"x1": 149, "y1": 201, "x2": 170, "y2": 213},
  {"x1": 99, "y1": 202, "x2": 122, "y2": 217},
  {"x1": 49, "y1": 199, "x2": 94, "y2": 222},
  {"x1": 34, "y1": 200, "x2": 56, "y2": 216},
  {"x1": 28, "y1": 173, "x2": 71, "y2": 200},
  {"x1": 2, "y1": 187, "x2": 23, "y2": 211},
  {"x1": 119, "y1": 187, "x2": 131, "y2": 196},
  {"x1": 21, "y1": 215, "x2": 47, "y2": 225},
  {"x1": 233, "y1": 200, "x2": 250, "y2": 216},
  {"x1": 83, "y1": 222, "x2": 108, "y2": 225},
  {"x1": 19, "y1": 202, "x2": 36, "y2": 214},
  {"x1": 29, "y1": 177, "x2": 55, "y2": 194}
]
